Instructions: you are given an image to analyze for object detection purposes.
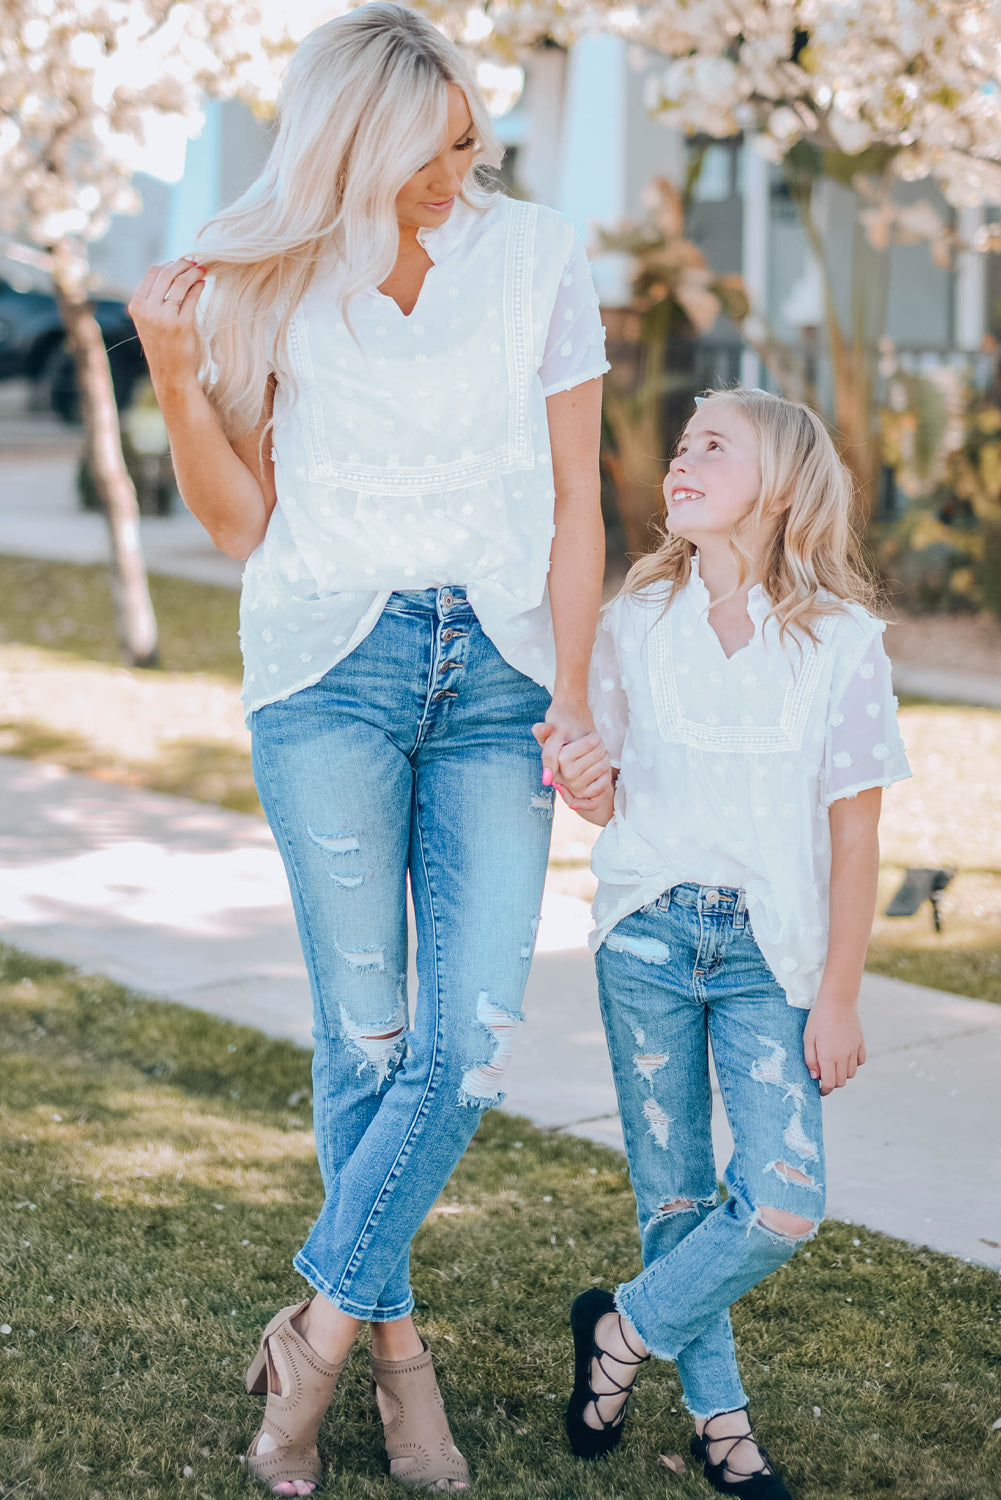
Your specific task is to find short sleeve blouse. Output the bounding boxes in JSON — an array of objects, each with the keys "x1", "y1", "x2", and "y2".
[
  {"x1": 538, "y1": 233, "x2": 606, "y2": 396},
  {"x1": 586, "y1": 567, "x2": 912, "y2": 1007},
  {"x1": 823, "y1": 632, "x2": 904, "y2": 804},
  {"x1": 238, "y1": 194, "x2": 609, "y2": 720}
]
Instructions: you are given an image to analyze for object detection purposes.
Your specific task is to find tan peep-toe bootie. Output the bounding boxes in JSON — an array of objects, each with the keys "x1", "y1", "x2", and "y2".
[
  {"x1": 370, "y1": 1341, "x2": 470, "y2": 1491},
  {"x1": 245, "y1": 1299, "x2": 348, "y2": 1493}
]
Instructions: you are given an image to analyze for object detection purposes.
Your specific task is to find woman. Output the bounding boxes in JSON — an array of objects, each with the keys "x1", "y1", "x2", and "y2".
[{"x1": 129, "y1": 4, "x2": 606, "y2": 1494}]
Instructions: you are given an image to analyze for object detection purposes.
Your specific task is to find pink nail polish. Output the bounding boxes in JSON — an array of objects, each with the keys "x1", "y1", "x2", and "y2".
[{"x1": 541, "y1": 768, "x2": 553, "y2": 786}]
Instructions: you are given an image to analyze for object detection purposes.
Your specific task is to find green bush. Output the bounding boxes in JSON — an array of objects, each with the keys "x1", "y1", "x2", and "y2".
[
  {"x1": 875, "y1": 504, "x2": 982, "y2": 614},
  {"x1": 877, "y1": 391, "x2": 1001, "y2": 619}
]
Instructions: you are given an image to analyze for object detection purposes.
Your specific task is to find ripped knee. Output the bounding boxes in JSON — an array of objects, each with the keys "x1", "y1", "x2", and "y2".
[
  {"x1": 458, "y1": 992, "x2": 521, "y2": 1108},
  {"x1": 649, "y1": 1193, "x2": 716, "y2": 1223},
  {"x1": 755, "y1": 1204, "x2": 818, "y2": 1241},
  {"x1": 769, "y1": 1159, "x2": 815, "y2": 1187},
  {"x1": 339, "y1": 992, "x2": 408, "y2": 1084}
]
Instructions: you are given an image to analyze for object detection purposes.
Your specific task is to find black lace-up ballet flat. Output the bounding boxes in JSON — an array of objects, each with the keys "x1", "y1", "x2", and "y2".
[
  {"x1": 691, "y1": 1409, "x2": 792, "y2": 1498},
  {"x1": 565, "y1": 1288, "x2": 650, "y2": 1460}
]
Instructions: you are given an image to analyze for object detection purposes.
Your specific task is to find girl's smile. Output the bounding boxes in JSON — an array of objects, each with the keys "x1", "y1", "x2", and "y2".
[{"x1": 664, "y1": 404, "x2": 761, "y2": 542}]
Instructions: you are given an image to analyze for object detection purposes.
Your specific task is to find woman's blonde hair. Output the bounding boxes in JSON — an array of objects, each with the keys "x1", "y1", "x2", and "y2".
[
  {"x1": 193, "y1": 2, "x2": 503, "y2": 436},
  {"x1": 624, "y1": 387, "x2": 878, "y2": 639}
]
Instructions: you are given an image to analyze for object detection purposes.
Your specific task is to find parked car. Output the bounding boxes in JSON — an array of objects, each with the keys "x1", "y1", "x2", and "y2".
[{"x1": 0, "y1": 253, "x2": 146, "y2": 421}]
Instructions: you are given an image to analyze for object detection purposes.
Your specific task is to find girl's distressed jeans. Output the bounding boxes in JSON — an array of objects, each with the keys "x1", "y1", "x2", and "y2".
[{"x1": 595, "y1": 883, "x2": 826, "y2": 1418}]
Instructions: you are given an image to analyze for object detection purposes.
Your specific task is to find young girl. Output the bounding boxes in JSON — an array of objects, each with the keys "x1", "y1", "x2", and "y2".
[{"x1": 546, "y1": 388, "x2": 910, "y2": 1497}]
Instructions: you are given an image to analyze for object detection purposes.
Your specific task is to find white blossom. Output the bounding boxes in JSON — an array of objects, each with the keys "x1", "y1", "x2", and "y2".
[
  {"x1": 0, "y1": 0, "x2": 282, "y2": 263},
  {"x1": 436, "y1": 0, "x2": 1001, "y2": 213}
]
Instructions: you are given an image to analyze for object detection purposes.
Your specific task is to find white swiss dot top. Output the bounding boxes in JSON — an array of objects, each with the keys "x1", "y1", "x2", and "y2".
[
  {"x1": 239, "y1": 193, "x2": 609, "y2": 719},
  {"x1": 588, "y1": 559, "x2": 912, "y2": 1007}
]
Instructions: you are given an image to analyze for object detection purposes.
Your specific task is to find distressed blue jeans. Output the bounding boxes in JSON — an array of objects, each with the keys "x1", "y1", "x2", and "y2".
[
  {"x1": 595, "y1": 884, "x2": 826, "y2": 1419},
  {"x1": 251, "y1": 587, "x2": 553, "y2": 1320}
]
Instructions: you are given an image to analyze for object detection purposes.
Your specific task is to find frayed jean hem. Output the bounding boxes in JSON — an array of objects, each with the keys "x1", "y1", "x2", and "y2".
[
  {"x1": 294, "y1": 1250, "x2": 416, "y2": 1323},
  {"x1": 613, "y1": 1285, "x2": 677, "y2": 1363},
  {"x1": 614, "y1": 1287, "x2": 749, "y2": 1418},
  {"x1": 685, "y1": 1398, "x2": 751, "y2": 1423}
]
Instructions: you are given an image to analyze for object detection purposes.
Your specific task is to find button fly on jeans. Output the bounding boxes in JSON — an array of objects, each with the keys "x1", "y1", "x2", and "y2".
[
  {"x1": 440, "y1": 591, "x2": 455, "y2": 610},
  {"x1": 705, "y1": 890, "x2": 719, "y2": 906}
]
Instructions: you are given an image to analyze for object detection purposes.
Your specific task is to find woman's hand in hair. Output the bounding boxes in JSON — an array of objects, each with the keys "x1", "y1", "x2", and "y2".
[
  {"x1": 128, "y1": 256, "x2": 206, "y2": 396},
  {"x1": 127, "y1": 259, "x2": 276, "y2": 560}
]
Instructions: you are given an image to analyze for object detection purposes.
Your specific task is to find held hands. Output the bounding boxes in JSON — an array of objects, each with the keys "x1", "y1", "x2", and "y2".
[
  {"x1": 127, "y1": 256, "x2": 207, "y2": 392},
  {"x1": 555, "y1": 732, "x2": 614, "y2": 813},
  {"x1": 532, "y1": 711, "x2": 614, "y2": 819},
  {"x1": 803, "y1": 996, "x2": 867, "y2": 1097},
  {"x1": 532, "y1": 697, "x2": 595, "y2": 788}
]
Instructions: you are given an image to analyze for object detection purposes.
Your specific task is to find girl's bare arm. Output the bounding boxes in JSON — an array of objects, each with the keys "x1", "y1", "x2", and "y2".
[
  {"x1": 804, "y1": 787, "x2": 881, "y2": 1094},
  {"x1": 128, "y1": 258, "x2": 276, "y2": 560}
]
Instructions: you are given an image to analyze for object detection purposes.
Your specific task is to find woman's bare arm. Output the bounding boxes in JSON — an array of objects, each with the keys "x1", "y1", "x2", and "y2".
[
  {"x1": 128, "y1": 258, "x2": 276, "y2": 560},
  {"x1": 538, "y1": 376, "x2": 605, "y2": 777}
]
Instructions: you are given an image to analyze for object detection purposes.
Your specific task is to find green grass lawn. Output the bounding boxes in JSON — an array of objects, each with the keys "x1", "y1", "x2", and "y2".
[
  {"x1": 0, "y1": 553, "x2": 998, "y2": 1000},
  {"x1": 0, "y1": 555, "x2": 243, "y2": 679},
  {"x1": 1, "y1": 943, "x2": 999, "y2": 1500}
]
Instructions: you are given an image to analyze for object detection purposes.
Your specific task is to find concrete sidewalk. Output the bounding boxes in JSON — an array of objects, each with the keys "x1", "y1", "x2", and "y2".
[
  {"x1": 1, "y1": 753, "x2": 998, "y2": 1271},
  {"x1": 0, "y1": 450, "x2": 243, "y2": 589}
]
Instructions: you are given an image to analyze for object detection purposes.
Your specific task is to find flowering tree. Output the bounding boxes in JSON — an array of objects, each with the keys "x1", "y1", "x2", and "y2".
[
  {"x1": 0, "y1": 1, "x2": 277, "y2": 665},
  {"x1": 433, "y1": 0, "x2": 1001, "y2": 513},
  {"x1": 616, "y1": 0, "x2": 1001, "y2": 203},
  {"x1": 582, "y1": 0, "x2": 1001, "y2": 512}
]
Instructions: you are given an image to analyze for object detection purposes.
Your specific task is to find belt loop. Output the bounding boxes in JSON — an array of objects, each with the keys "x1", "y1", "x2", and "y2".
[
  {"x1": 733, "y1": 890, "x2": 747, "y2": 930},
  {"x1": 658, "y1": 887, "x2": 673, "y2": 911}
]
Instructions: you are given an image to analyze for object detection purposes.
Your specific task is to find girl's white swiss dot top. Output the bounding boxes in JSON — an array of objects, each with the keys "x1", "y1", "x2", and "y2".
[
  {"x1": 239, "y1": 194, "x2": 609, "y2": 719},
  {"x1": 588, "y1": 561, "x2": 912, "y2": 1007}
]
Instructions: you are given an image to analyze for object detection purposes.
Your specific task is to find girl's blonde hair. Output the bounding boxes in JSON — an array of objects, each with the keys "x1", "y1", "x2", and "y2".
[
  {"x1": 624, "y1": 387, "x2": 878, "y2": 638},
  {"x1": 193, "y1": 2, "x2": 503, "y2": 437}
]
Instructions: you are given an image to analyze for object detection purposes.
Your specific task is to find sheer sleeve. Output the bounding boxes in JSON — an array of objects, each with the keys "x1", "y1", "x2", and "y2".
[
  {"x1": 823, "y1": 630, "x2": 911, "y2": 805},
  {"x1": 538, "y1": 232, "x2": 610, "y2": 397},
  {"x1": 589, "y1": 607, "x2": 629, "y2": 767}
]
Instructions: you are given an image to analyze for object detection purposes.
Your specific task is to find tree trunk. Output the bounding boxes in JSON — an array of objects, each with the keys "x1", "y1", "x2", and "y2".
[{"x1": 52, "y1": 244, "x2": 159, "y2": 668}]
